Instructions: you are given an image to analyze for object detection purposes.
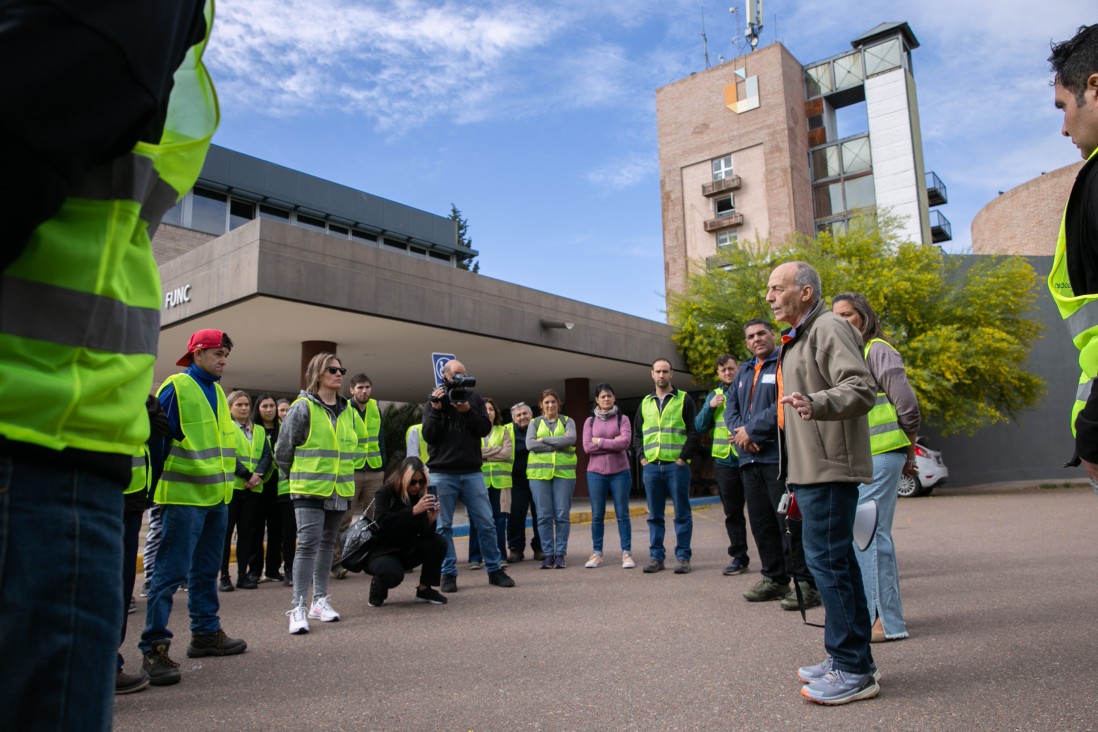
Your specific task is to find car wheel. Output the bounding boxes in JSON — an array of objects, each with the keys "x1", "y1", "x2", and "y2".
[{"x1": 898, "y1": 473, "x2": 923, "y2": 498}]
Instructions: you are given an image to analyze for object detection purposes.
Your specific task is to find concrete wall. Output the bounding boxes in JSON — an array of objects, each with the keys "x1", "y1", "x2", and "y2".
[
  {"x1": 972, "y1": 162, "x2": 1082, "y2": 256},
  {"x1": 922, "y1": 255, "x2": 1081, "y2": 487}
]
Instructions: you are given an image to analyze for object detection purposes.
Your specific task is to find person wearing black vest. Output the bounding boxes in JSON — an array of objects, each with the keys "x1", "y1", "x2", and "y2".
[{"x1": 506, "y1": 402, "x2": 543, "y2": 562}]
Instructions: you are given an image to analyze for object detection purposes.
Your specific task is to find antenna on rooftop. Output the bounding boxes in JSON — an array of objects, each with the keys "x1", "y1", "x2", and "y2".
[
  {"x1": 745, "y1": 0, "x2": 763, "y2": 51},
  {"x1": 701, "y1": 7, "x2": 711, "y2": 69}
]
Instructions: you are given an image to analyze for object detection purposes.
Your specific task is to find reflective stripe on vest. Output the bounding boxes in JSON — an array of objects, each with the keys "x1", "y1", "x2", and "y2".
[
  {"x1": 232, "y1": 423, "x2": 266, "y2": 491},
  {"x1": 127, "y1": 444, "x2": 151, "y2": 495},
  {"x1": 482, "y1": 424, "x2": 514, "y2": 488},
  {"x1": 708, "y1": 388, "x2": 739, "y2": 460},
  {"x1": 0, "y1": 1, "x2": 218, "y2": 456},
  {"x1": 641, "y1": 391, "x2": 688, "y2": 463},
  {"x1": 526, "y1": 417, "x2": 576, "y2": 480},
  {"x1": 863, "y1": 339, "x2": 912, "y2": 455},
  {"x1": 289, "y1": 398, "x2": 358, "y2": 498},
  {"x1": 155, "y1": 374, "x2": 235, "y2": 506},
  {"x1": 406, "y1": 424, "x2": 429, "y2": 463},
  {"x1": 1048, "y1": 146, "x2": 1098, "y2": 436},
  {"x1": 354, "y1": 399, "x2": 382, "y2": 470}
]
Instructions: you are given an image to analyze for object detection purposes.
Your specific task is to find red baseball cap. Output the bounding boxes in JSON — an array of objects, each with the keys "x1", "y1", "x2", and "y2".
[{"x1": 176, "y1": 328, "x2": 228, "y2": 366}]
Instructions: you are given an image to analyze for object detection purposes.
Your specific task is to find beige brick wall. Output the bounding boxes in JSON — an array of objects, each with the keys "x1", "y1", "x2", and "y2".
[
  {"x1": 657, "y1": 43, "x2": 812, "y2": 301},
  {"x1": 152, "y1": 224, "x2": 216, "y2": 264},
  {"x1": 972, "y1": 162, "x2": 1083, "y2": 256}
]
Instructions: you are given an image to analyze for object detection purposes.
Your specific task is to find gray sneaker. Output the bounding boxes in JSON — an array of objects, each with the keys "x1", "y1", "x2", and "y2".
[
  {"x1": 798, "y1": 656, "x2": 881, "y2": 684},
  {"x1": 743, "y1": 577, "x2": 790, "y2": 602},
  {"x1": 673, "y1": 559, "x2": 691, "y2": 574},
  {"x1": 800, "y1": 669, "x2": 880, "y2": 705},
  {"x1": 780, "y1": 581, "x2": 821, "y2": 611}
]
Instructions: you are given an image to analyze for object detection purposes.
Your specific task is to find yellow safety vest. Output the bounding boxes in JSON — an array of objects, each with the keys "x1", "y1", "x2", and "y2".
[
  {"x1": 708, "y1": 387, "x2": 739, "y2": 460},
  {"x1": 863, "y1": 339, "x2": 912, "y2": 455},
  {"x1": 288, "y1": 398, "x2": 358, "y2": 498},
  {"x1": 0, "y1": 2, "x2": 218, "y2": 457},
  {"x1": 354, "y1": 399, "x2": 382, "y2": 470},
  {"x1": 232, "y1": 422, "x2": 266, "y2": 491},
  {"x1": 1048, "y1": 147, "x2": 1098, "y2": 436},
  {"x1": 526, "y1": 417, "x2": 576, "y2": 480},
  {"x1": 641, "y1": 391, "x2": 688, "y2": 463},
  {"x1": 482, "y1": 424, "x2": 514, "y2": 488},
  {"x1": 406, "y1": 423, "x2": 429, "y2": 462},
  {"x1": 155, "y1": 373, "x2": 236, "y2": 506},
  {"x1": 127, "y1": 444, "x2": 151, "y2": 495}
]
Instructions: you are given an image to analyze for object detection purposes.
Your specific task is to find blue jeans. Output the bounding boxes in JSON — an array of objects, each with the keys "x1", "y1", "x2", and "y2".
[
  {"x1": 529, "y1": 477, "x2": 575, "y2": 557},
  {"x1": 794, "y1": 481, "x2": 874, "y2": 675},
  {"x1": 0, "y1": 455, "x2": 123, "y2": 731},
  {"x1": 587, "y1": 470, "x2": 631, "y2": 553},
  {"x1": 469, "y1": 487, "x2": 507, "y2": 563},
  {"x1": 140, "y1": 503, "x2": 227, "y2": 652},
  {"x1": 642, "y1": 462, "x2": 692, "y2": 562},
  {"x1": 856, "y1": 451, "x2": 908, "y2": 639},
  {"x1": 435, "y1": 472, "x2": 502, "y2": 575}
]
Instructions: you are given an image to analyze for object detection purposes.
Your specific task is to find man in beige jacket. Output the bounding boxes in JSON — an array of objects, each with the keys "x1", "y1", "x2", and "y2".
[{"x1": 766, "y1": 261, "x2": 878, "y2": 706}]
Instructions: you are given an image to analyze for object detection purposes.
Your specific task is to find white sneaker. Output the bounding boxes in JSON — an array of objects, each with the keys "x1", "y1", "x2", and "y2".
[
  {"x1": 622, "y1": 551, "x2": 636, "y2": 569},
  {"x1": 287, "y1": 605, "x2": 309, "y2": 635},
  {"x1": 308, "y1": 595, "x2": 341, "y2": 622},
  {"x1": 584, "y1": 553, "x2": 603, "y2": 568}
]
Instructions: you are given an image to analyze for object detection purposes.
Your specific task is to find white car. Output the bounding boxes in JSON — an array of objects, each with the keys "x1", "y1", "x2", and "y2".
[{"x1": 897, "y1": 437, "x2": 949, "y2": 498}]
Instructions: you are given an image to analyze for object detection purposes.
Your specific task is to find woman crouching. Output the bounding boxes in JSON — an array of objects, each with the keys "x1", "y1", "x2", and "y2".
[{"x1": 365, "y1": 457, "x2": 448, "y2": 607}]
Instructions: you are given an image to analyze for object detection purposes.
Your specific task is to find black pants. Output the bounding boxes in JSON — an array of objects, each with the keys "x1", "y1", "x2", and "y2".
[
  {"x1": 715, "y1": 463, "x2": 749, "y2": 561},
  {"x1": 507, "y1": 474, "x2": 542, "y2": 553},
  {"x1": 247, "y1": 477, "x2": 282, "y2": 577},
  {"x1": 741, "y1": 462, "x2": 811, "y2": 584},
  {"x1": 118, "y1": 508, "x2": 143, "y2": 668},
  {"x1": 278, "y1": 498, "x2": 297, "y2": 575},
  {"x1": 367, "y1": 534, "x2": 447, "y2": 590},
  {"x1": 221, "y1": 489, "x2": 261, "y2": 579}
]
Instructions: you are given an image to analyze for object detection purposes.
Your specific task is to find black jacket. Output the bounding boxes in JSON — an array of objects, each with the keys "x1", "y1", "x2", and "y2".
[
  {"x1": 366, "y1": 484, "x2": 436, "y2": 562},
  {"x1": 422, "y1": 391, "x2": 492, "y2": 472}
]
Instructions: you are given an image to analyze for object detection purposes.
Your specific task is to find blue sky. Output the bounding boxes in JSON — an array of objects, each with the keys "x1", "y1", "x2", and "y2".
[{"x1": 205, "y1": 0, "x2": 1088, "y2": 323}]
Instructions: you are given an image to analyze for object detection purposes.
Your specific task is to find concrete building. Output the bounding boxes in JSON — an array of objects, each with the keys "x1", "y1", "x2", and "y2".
[
  {"x1": 657, "y1": 21, "x2": 950, "y2": 300},
  {"x1": 152, "y1": 145, "x2": 686, "y2": 417}
]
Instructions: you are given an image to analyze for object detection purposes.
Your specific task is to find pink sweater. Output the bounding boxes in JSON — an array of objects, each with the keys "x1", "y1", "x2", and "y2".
[{"x1": 581, "y1": 413, "x2": 632, "y2": 475}]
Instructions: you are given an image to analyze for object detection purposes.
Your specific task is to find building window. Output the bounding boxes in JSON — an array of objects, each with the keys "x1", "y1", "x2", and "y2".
[
  {"x1": 832, "y1": 52, "x2": 864, "y2": 91},
  {"x1": 382, "y1": 238, "x2": 407, "y2": 251},
  {"x1": 711, "y1": 155, "x2": 734, "y2": 181},
  {"x1": 295, "y1": 213, "x2": 326, "y2": 233},
  {"x1": 352, "y1": 229, "x2": 378, "y2": 243},
  {"x1": 258, "y1": 204, "x2": 290, "y2": 221},
  {"x1": 329, "y1": 224, "x2": 349, "y2": 237},
  {"x1": 162, "y1": 200, "x2": 183, "y2": 227},
  {"x1": 716, "y1": 231, "x2": 737, "y2": 248},
  {"x1": 191, "y1": 188, "x2": 227, "y2": 235},
  {"x1": 864, "y1": 38, "x2": 902, "y2": 77},
  {"x1": 229, "y1": 199, "x2": 254, "y2": 230},
  {"x1": 811, "y1": 146, "x2": 841, "y2": 182},
  {"x1": 843, "y1": 174, "x2": 875, "y2": 211},
  {"x1": 428, "y1": 251, "x2": 452, "y2": 264},
  {"x1": 841, "y1": 137, "x2": 871, "y2": 175},
  {"x1": 714, "y1": 195, "x2": 735, "y2": 219},
  {"x1": 805, "y1": 63, "x2": 832, "y2": 98}
]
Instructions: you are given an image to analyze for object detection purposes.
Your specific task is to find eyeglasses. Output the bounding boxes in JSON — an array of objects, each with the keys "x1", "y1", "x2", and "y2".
[
  {"x1": 409, "y1": 478, "x2": 427, "y2": 487},
  {"x1": 510, "y1": 402, "x2": 527, "y2": 411},
  {"x1": 326, "y1": 366, "x2": 347, "y2": 375}
]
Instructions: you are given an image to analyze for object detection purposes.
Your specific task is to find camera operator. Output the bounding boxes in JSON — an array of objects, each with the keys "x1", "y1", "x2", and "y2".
[{"x1": 423, "y1": 359, "x2": 516, "y2": 592}]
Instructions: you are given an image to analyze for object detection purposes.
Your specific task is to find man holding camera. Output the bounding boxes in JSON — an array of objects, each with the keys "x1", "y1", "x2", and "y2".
[{"x1": 424, "y1": 359, "x2": 515, "y2": 592}]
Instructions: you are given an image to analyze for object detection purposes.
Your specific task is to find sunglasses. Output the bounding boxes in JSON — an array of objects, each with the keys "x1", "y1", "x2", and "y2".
[
  {"x1": 326, "y1": 366, "x2": 347, "y2": 375},
  {"x1": 409, "y1": 478, "x2": 427, "y2": 487}
]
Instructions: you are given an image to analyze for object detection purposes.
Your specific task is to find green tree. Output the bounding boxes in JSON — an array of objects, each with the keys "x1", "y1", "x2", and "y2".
[
  {"x1": 450, "y1": 204, "x2": 479, "y2": 273},
  {"x1": 667, "y1": 214, "x2": 1045, "y2": 436}
]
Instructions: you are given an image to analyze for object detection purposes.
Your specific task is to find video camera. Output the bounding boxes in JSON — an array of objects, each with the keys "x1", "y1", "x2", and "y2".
[{"x1": 445, "y1": 373, "x2": 477, "y2": 404}]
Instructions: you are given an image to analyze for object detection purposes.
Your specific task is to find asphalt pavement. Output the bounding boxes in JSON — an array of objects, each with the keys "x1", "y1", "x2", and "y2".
[{"x1": 115, "y1": 482, "x2": 1098, "y2": 731}]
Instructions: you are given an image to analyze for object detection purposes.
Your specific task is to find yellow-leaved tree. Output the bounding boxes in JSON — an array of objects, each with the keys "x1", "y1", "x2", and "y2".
[{"x1": 667, "y1": 214, "x2": 1044, "y2": 436}]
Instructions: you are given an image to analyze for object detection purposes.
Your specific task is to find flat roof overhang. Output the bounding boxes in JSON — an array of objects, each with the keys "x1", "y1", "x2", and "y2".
[{"x1": 156, "y1": 219, "x2": 689, "y2": 407}]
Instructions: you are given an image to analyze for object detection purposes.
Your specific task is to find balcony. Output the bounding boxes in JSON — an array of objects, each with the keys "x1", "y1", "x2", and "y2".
[
  {"x1": 929, "y1": 209, "x2": 952, "y2": 243},
  {"x1": 702, "y1": 175, "x2": 742, "y2": 197},
  {"x1": 703, "y1": 212, "x2": 744, "y2": 232},
  {"x1": 926, "y1": 171, "x2": 948, "y2": 207}
]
